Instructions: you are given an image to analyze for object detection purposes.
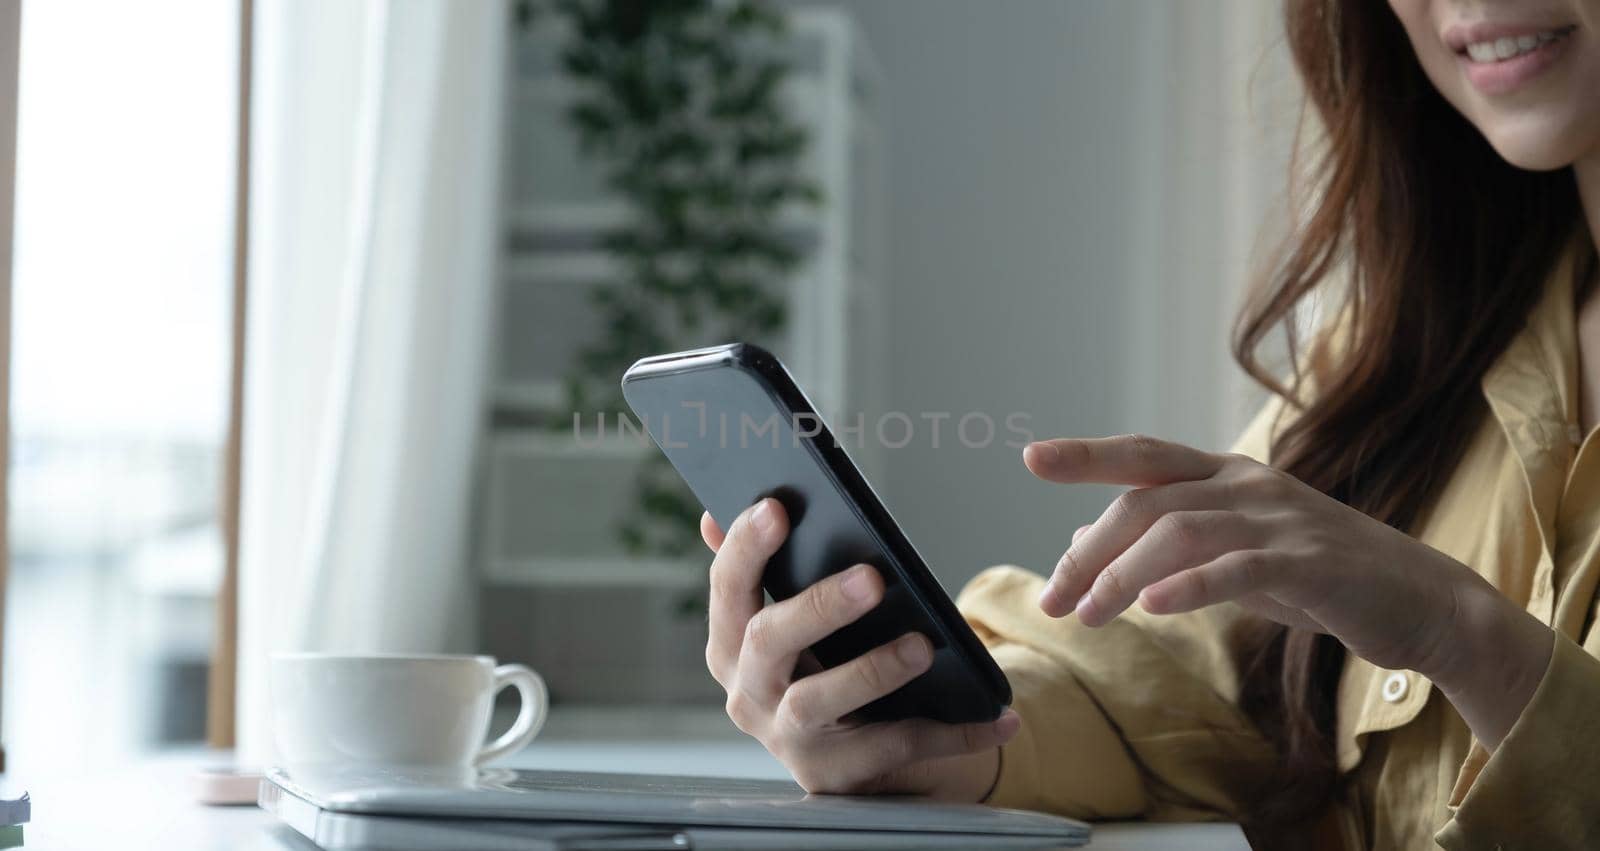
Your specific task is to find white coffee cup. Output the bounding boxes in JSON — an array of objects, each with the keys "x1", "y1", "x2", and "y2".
[{"x1": 270, "y1": 653, "x2": 548, "y2": 770}]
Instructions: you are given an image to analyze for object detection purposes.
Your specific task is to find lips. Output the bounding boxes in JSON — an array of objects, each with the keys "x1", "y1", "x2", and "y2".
[{"x1": 1444, "y1": 22, "x2": 1580, "y2": 95}]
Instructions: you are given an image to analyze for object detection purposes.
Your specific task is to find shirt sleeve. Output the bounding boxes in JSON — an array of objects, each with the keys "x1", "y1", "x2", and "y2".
[
  {"x1": 960, "y1": 568, "x2": 1280, "y2": 820},
  {"x1": 958, "y1": 396, "x2": 1290, "y2": 820},
  {"x1": 1433, "y1": 631, "x2": 1600, "y2": 850}
]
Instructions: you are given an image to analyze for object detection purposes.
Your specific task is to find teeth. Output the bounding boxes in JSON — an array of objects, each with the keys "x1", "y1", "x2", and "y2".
[{"x1": 1464, "y1": 28, "x2": 1568, "y2": 62}]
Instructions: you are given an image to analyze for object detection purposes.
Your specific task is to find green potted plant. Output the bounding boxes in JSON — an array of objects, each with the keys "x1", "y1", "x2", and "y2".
[{"x1": 517, "y1": 0, "x2": 821, "y2": 566}]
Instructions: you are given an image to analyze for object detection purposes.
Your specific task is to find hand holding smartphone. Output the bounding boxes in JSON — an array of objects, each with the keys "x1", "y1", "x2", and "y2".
[
  {"x1": 622, "y1": 344, "x2": 1018, "y2": 799},
  {"x1": 621, "y1": 344, "x2": 1010, "y2": 723}
]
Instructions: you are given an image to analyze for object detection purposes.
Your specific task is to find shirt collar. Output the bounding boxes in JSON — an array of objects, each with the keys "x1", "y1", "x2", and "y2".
[
  {"x1": 1480, "y1": 238, "x2": 1585, "y2": 446},
  {"x1": 1480, "y1": 233, "x2": 1594, "y2": 555}
]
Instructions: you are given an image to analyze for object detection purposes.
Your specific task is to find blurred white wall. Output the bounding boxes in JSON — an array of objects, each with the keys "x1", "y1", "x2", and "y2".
[{"x1": 796, "y1": 1, "x2": 1298, "y2": 589}]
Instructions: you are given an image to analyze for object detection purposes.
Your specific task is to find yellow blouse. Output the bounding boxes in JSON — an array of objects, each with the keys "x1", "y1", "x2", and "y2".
[{"x1": 959, "y1": 243, "x2": 1600, "y2": 850}]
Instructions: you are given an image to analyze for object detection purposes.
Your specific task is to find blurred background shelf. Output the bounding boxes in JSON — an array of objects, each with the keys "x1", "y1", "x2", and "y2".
[
  {"x1": 476, "y1": 6, "x2": 885, "y2": 707},
  {"x1": 484, "y1": 557, "x2": 706, "y2": 589}
]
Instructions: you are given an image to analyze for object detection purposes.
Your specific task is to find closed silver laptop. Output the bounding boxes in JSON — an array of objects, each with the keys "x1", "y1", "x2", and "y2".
[{"x1": 260, "y1": 765, "x2": 1090, "y2": 850}]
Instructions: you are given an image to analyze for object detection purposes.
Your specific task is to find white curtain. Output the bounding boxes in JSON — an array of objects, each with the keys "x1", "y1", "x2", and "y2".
[
  {"x1": 236, "y1": 0, "x2": 506, "y2": 765},
  {"x1": 1119, "y1": 0, "x2": 1299, "y2": 450}
]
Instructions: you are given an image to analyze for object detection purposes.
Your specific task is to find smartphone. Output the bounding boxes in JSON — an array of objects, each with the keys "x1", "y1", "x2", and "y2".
[{"x1": 620, "y1": 343, "x2": 1010, "y2": 724}]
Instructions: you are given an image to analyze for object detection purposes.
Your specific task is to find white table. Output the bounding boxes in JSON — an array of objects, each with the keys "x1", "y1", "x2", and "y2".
[{"x1": 19, "y1": 741, "x2": 1248, "y2": 850}]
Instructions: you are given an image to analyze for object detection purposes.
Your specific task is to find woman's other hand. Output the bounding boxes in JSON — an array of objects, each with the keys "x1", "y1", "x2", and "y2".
[{"x1": 1027, "y1": 434, "x2": 1553, "y2": 749}]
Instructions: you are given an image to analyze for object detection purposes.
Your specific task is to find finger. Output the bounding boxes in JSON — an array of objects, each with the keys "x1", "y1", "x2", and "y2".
[
  {"x1": 819, "y1": 711, "x2": 1022, "y2": 792},
  {"x1": 739, "y1": 564, "x2": 885, "y2": 698},
  {"x1": 706, "y1": 499, "x2": 788, "y2": 683},
  {"x1": 1071, "y1": 524, "x2": 1091, "y2": 545},
  {"x1": 1038, "y1": 480, "x2": 1230, "y2": 617},
  {"x1": 778, "y1": 633, "x2": 933, "y2": 729},
  {"x1": 1075, "y1": 510, "x2": 1256, "y2": 627},
  {"x1": 1136, "y1": 549, "x2": 1286, "y2": 616},
  {"x1": 701, "y1": 511, "x2": 725, "y2": 553},
  {"x1": 1024, "y1": 434, "x2": 1224, "y2": 487}
]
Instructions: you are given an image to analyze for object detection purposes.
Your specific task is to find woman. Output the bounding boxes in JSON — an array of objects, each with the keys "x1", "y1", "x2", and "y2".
[{"x1": 699, "y1": 1, "x2": 1600, "y2": 848}]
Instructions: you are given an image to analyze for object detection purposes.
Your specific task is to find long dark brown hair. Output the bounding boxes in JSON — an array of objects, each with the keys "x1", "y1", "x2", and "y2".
[{"x1": 1231, "y1": 0, "x2": 1584, "y2": 828}]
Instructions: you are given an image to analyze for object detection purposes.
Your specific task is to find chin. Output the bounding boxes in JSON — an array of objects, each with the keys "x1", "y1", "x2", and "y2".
[{"x1": 1474, "y1": 109, "x2": 1598, "y2": 172}]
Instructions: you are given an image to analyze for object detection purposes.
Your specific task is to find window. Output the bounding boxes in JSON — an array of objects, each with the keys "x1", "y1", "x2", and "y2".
[{"x1": 4, "y1": 0, "x2": 238, "y2": 767}]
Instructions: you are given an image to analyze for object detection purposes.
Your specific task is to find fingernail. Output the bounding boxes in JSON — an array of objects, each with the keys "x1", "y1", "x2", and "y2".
[
  {"x1": 1074, "y1": 591, "x2": 1094, "y2": 620},
  {"x1": 750, "y1": 499, "x2": 776, "y2": 535},
  {"x1": 1037, "y1": 581, "x2": 1062, "y2": 614},
  {"x1": 842, "y1": 565, "x2": 875, "y2": 602},
  {"x1": 995, "y1": 710, "x2": 1021, "y2": 738},
  {"x1": 1028, "y1": 442, "x2": 1059, "y2": 462},
  {"x1": 897, "y1": 634, "x2": 931, "y2": 667}
]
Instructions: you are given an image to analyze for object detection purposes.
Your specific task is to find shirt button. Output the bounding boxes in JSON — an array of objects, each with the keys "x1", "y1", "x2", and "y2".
[{"x1": 1382, "y1": 672, "x2": 1409, "y2": 703}]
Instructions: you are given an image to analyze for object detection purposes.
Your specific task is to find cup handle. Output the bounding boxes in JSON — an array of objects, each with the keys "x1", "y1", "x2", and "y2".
[{"x1": 476, "y1": 664, "x2": 549, "y2": 765}]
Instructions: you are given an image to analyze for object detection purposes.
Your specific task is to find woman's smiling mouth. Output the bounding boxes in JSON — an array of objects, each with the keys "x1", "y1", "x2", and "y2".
[{"x1": 1447, "y1": 22, "x2": 1580, "y2": 95}]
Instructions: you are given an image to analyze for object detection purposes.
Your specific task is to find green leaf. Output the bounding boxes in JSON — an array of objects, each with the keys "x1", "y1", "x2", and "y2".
[{"x1": 547, "y1": 0, "x2": 820, "y2": 595}]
